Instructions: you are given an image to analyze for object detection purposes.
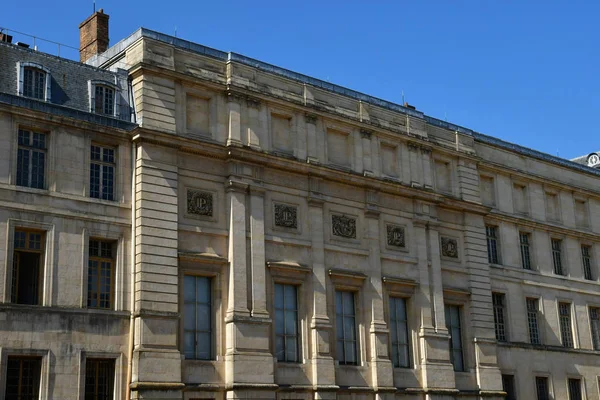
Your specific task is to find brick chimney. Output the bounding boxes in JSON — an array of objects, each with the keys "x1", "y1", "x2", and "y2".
[{"x1": 79, "y1": 9, "x2": 109, "y2": 63}]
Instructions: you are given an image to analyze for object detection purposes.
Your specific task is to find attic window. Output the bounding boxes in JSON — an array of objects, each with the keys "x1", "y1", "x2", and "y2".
[
  {"x1": 89, "y1": 81, "x2": 118, "y2": 117},
  {"x1": 17, "y1": 62, "x2": 51, "y2": 101}
]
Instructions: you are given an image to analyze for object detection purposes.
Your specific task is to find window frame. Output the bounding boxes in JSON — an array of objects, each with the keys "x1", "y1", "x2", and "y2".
[
  {"x1": 0, "y1": 349, "x2": 50, "y2": 400},
  {"x1": 183, "y1": 274, "x2": 214, "y2": 360},
  {"x1": 492, "y1": 292, "x2": 508, "y2": 342},
  {"x1": 88, "y1": 80, "x2": 119, "y2": 117},
  {"x1": 89, "y1": 144, "x2": 116, "y2": 201},
  {"x1": 87, "y1": 239, "x2": 116, "y2": 310},
  {"x1": 78, "y1": 351, "x2": 121, "y2": 400},
  {"x1": 17, "y1": 62, "x2": 51, "y2": 101},
  {"x1": 535, "y1": 375, "x2": 552, "y2": 400},
  {"x1": 519, "y1": 231, "x2": 533, "y2": 270},
  {"x1": 567, "y1": 377, "x2": 583, "y2": 400},
  {"x1": 501, "y1": 374, "x2": 517, "y2": 400},
  {"x1": 445, "y1": 303, "x2": 466, "y2": 372},
  {"x1": 16, "y1": 128, "x2": 47, "y2": 190},
  {"x1": 10, "y1": 228, "x2": 46, "y2": 305},
  {"x1": 526, "y1": 297, "x2": 542, "y2": 345},
  {"x1": 581, "y1": 244, "x2": 594, "y2": 281},
  {"x1": 84, "y1": 358, "x2": 116, "y2": 400},
  {"x1": 274, "y1": 283, "x2": 301, "y2": 363},
  {"x1": 589, "y1": 306, "x2": 600, "y2": 351},
  {"x1": 485, "y1": 225, "x2": 501, "y2": 265},
  {"x1": 551, "y1": 238, "x2": 565, "y2": 276},
  {"x1": 388, "y1": 296, "x2": 411, "y2": 368},
  {"x1": 558, "y1": 301, "x2": 575, "y2": 348}
]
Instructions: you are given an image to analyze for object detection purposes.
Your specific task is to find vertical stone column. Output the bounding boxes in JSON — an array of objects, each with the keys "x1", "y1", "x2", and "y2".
[
  {"x1": 364, "y1": 192, "x2": 393, "y2": 396},
  {"x1": 408, "y1": 143, "x2": 422, "y2": 187},
  {"x1": 413, "y1": 210, "x2": 455, "y2": 392},
  {"x1": 246, "y1": 97, "x2": 261, "y2": 150},
  {"x1": 463, "y1": 213, "x2": 502, "y2": 395},
  {"x1": 226, "y1": 92, "x2": 243, "y2": 147},
  {"x1": 306, "y1": 114, "x2": 319, "y2": 164},
  {"x1": 421, "y1": 147, "x2": 433, "y2": 189},
  {"x1": 249, "y1": 185, "x2": 268, "y2": 318},
  {"x1": 131, "y1": 142, "x2": 183, "y2": 399},
  {"x1": 307, "y1": 178, "x2": 336, "y2": 399},
  {"x1": 361, "y1": 129, "x2": 374, "y2": 176},
  {"x1": 224, "y1": 177, "x2": 275, "y2": 399}
]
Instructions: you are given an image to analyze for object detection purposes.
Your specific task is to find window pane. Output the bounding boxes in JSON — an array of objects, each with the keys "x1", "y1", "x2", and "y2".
[
  {"x1": 284, "y1": 284, "x2": 297, "y2": 310},
  {"x1": 276, "y1": 335, "x2": 285, "y2": 361},
  {"x1": 183, "y1": 332, "x2": 195, "y2": 358},
  {"x1": 183, "y1": 276, "x2": 212, "y2": 360},
  {"x1": 184, "y1": 304, "x2": 195, "y2": 330},
  {"x1": 85, "y1": 359, "x2": 115, "y2": 400},
  {"x1": 16, "y1": 148, "x2": 29, "y2": 187},
  {"x1": 6, "y1": 357, "x2": 41, "y2": 399},
  {"x1": 196, "y1": 303, "x2": 211, "y2": 331},
  {"x1": 285, "y1": 311, "x2": 297, "y2": 335},
  {"x1": 285, "y1": 337, "x2": 298, "y2": 362},
  {"x1": 184, "y1": 276, "x2": 196, "y2": 302}
]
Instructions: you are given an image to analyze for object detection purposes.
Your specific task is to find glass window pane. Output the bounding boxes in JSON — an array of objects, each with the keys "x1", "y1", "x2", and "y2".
[
  {"x1": 184, "y1": 304, "x2": 195, "y2": 330},
  {"x1": 345, "y1": 341, "x2": 356, "y2": 364},
  {"x1": 276, "y1": 335, "x2": 285, "y2": 361},
  {"x1": 196, "y1": 277, "x2": 210, "y2": 304},
  {"x1": 343, "y1": 292, "x2": 354, "y2": 315},
  {"x1": 196, "y1": 332, "x2": 211, "y2": 359},
  {"x1": 336, "y1": 339, "x2": 344, "y2": 361},
  {"x1": 183, "y1": 332, "x2": 195, "y2": 358},
  {"x1": 184, "y1": 276, "x2": 196, "y2": 302},
  {"x1": 275, "y1": 309, "x2": 284, "y2": 335},
  {"x1": 285, "y1": 310, "x2": 297, "y2": 335},
  {"x1": 197, "y1": 304, "x2": 211, "y2": 331},
  {"x1": 284, "y1": 285, "x2": 297, "y2": 310},
  {"x1": 344, "y1": 317, "x2": 356, "y2": 340},
  {"x1": 274, "y1": 283, "x2": 283, "y2": 308},
  {"x1": 285, "y1": 337, "x2": 297, "y2": 362}
]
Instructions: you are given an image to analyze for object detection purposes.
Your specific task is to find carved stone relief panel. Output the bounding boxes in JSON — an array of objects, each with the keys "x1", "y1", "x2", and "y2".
[
  {"x1": 440, "y1": 236, "x2": 458, "y2": 258},
  {"x1": 187, "y1": 189, "x2": 213, "y2": 217},
  {"x1": 386, "y1": 224, "x2": 406, "y2": 248},
  {"x1": 332, "y1": 214, "x2": 356, "y2": 239},
  {"x1": 274, "y1": 203, "x2": 298, "y2": 229}
]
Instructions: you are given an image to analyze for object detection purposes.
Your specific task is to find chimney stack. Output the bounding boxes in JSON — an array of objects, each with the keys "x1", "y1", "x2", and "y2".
[{"x1": 79, "y1": 8, "x2": 109, "y2": 63}]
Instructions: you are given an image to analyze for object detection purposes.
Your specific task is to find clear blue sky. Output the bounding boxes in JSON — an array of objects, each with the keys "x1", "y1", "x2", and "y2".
[{"x1": 3, "y1": 1, "x2": 598, "y2": 159}]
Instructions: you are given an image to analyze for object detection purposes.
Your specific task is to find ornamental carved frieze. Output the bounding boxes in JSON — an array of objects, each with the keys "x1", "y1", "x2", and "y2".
[
  {"x1": 187, "y1": 189, "x2": 213, "y2": 217},
  {"x1": 441, "y1": 237, "x2": 458, "y2": 258},
  {"x1": 386, "y1": 225, "x2": 405, "y2": 248},
  {"x1": 332, "y1": 214, "x2": 356, "y2": 239},
  {"x1": 274, "y1": 203, "x2": 297, "y2": 229}
]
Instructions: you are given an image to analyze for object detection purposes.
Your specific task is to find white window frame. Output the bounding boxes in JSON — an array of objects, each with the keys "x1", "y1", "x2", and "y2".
[
  {"x1": 17, "y1": 62, "x2": 51, "y2": 101},
  {"x1": 88, "y1": 80, "x2": 119, "y2": 117}
]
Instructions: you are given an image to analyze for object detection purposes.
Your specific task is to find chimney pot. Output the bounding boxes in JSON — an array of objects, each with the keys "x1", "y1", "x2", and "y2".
[{"x1": 79, "y1": 9, "x2": 109, "y2": 63}]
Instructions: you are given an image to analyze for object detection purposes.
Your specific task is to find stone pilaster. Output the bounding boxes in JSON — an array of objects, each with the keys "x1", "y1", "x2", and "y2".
[
  {"x1": 421, "y1": 147, "x2": 433, "y2": 189},
  {"x1": 226, "y1": 91, "x2": 243, "y2": 147},
  {"x1": 408, "y1": 143, "x2": 421, "y2": 187},
  {"x1": 413, "y1": 207, "x2": 455, "y2": 391},
  {"x1": 305, "y1": 114, "x2": 319, "y2": 164},
  {"x1": 131, "y1": 142, "x2": 183, "y2": 399},
  {"x1": 249, "y1": 185, "x2": 268, "y2": 318},
  {"x1": 364, "y1": 193, "x2": 394, "y2": 392},
  {"x1": 361, "y1": 129, "x2": 374, "y2": 177},
  {"x1": 307, "y1": 177, "x2": 336, "y2": 399},
  {"x1": 463, "y1": 213, "x2": 502, "y2": 395}
]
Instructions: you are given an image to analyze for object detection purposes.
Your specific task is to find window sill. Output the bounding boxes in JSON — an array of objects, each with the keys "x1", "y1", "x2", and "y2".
[
  {"x1": 1, "y1": 183, "x2": 129, "y2": 208},
  {"x1": 0, "y1": 303, "x2": 129, "y2": 317},
  {"x1": 497, "y1": 341, "x2": 599, "y2": 355}
]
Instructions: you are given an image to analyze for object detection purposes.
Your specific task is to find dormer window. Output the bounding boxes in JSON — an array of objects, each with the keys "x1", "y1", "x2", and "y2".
[
  {"x1": 95, "y1": 85, "x2": 115, "y2": 115},
  {"x1": 89, "y1": 81, "x2": 118, "y2": 117},
  {"x1": 17, "y1": 62, "x2": 51, "y2": 101}
]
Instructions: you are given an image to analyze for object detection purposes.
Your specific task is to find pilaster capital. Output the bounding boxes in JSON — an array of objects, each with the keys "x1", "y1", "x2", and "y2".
[
  {"x1": 225, "y1": 90, "x2": 245, "y2": 104},
  {"x1": 305, "y1": 113, "x2": 318, "y2": 125},
  {"x1": 421, "y1": 146, "x2": 433, "y2": 154},
  {"x1": 360, "y1": 128, "x2": 372, "y2": 139},
  {"x1": 224, "y1": 178, "x2": 248, "y2": 193},
  {"x1": 308, "y1": 195, "x2": 325, "y2": 207},
  {"x1": 248, "y1": 184, "x2": 266, "y2": 197},
  {"x1": 407, "y1": 142, "x2": 420, "y2": 151},
  {"x1": 246, "y1": 96, "x2": 261, "y2": 109}
]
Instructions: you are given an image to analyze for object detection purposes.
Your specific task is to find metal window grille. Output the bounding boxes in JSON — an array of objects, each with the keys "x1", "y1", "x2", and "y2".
[
  {"x1": 559, "y1": 302, "x2": 574, "y2": 348},
  {"x1": 11, "y1": 230, "x2": 44, "y2": 305},
  {"x1": 582, "y1": 245, "x2": 593, "y2": 280},
  {"x1": 275, "y1": 283, "x2": 299, "y2": 362},
  {"x1": 535, "y1": 377, "x2": 550, "y2": 400},
  {"x1": 90, "y1": 145, "x2": 115, "y2": 201},
  {"x1": 501, "y1": 374, "x2": 517, "y2": 400},
  {"x1": 486, "y1": 226, "x2": 499, "y2": 264},
  {"x1": 445, "y1": 305, "x2": 464, "y2": 371},
  {"x1": 552, "y1": 239, "x2": 564, "y2": 275},
  {"x1": 87, "y1": 240, "x2": 114, "y2": 309},
  {"x1": 389, "y1": 297, "x2": 410, "y2": 368},
  {"x1": 5, "y1": 356, "x2": 42, "y2": 399},
  {"x1": 23, "y1": 67, "x2": 45, "y2": 100},
  {"x1": 527, "y1": 298, "x2": 541, "y2": 345},
  {"x1": 336, "y1": 291, "x2": 358, "y2": 365},
  {"x1": 590, "y1": 307, "x2": 600, "y2": 350},
  {"x1": 519, "y1": 232, "x2": 532, "y2": 270},
  {"x1": 183, "y1": 276, "x2": 212, "y2": 360},
  {"x1": 94, "y1": 85, "x2": 115, "y2": 115},
  {"x1": 568, "y1": 378, "x2": 582, "y2": 400},
  {"x1": 493, "y1": 293, "x2": 507, "y2": 342},
  {"x1": 85, "y1": 359, "x2": 115, "y2": 400},
  {"x1": 17, "y1": 129, "x2": 46, "y2": 189}
]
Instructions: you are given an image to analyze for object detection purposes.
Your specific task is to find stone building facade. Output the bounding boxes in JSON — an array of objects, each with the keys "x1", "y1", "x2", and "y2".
[{"x1": 2, "y1": 10, "x2": 600, "y2": 400}]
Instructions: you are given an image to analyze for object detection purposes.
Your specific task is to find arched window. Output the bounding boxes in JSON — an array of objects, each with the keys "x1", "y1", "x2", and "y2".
[
  {"x1": 17, "y1": 62, "x2": 51, "y2": 101},
  {"x1": 89, "y1": 80, "x2": 119, "y2": 117}
]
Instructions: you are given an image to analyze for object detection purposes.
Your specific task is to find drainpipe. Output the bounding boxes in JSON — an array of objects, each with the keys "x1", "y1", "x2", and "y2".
[{"x1": 126, "y1": 141, "x2": 136, "y2": 400}]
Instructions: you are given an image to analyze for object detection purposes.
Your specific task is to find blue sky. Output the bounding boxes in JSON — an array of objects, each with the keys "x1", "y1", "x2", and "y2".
[{"x1": 3, "y1": 1, "x2": 598, "y2": 159}]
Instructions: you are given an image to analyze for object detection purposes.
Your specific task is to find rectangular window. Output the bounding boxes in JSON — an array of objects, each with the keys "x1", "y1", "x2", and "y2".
[
  {"x1": 17, "y1": 129, "x2": 46, "y2": 189},
  {"x1": 11, "y1": 229, "x2": 44, "y2": 305},
  {"x1": 502, "y1": 374, "x2": 517, "y2": 400},
  {"x1": 90, "y1": 145, "x2": 115, "y2": 201},
  {"x1": 5, "y1": 357, "x2": 42, "y2": 399},
  {"x1": 335, "y1": 291, "x2": 358, "y2": 365},
  {"x1": 519, "y1": 232, "x2": 532, "y2": 270},
  {"x1": 87, "y1": 240, "x2": 114, "y2": 309},
  {"x1": 582, "y1": 245, "x2": 593, "y2": 281},
  {"x1": 389, "y1": 297, "x2": 410, "y2": 368},
  {"x1": 493, "y1": 293, "x2": 508, "y2": 342},
  {"x1": 568, "y1": 378, "x2": 582, "y2": 400},
  {"x1": 527, "y1": 298, "x2": 541, "y2": 345},
  {"x1": 85, "y1": 358, "x2": 115, "y2": 400},
  {"x1": 589, "y1": 307, "x2": 600, "y2": 350},
  {"x1": 94, "y1": 85, "x2": 115, "y2": 115},
  {"x1": 486, "y1": 225, "x2": 500, "y2": 264},
  {"x1": 23, "y1": 67, "x2": 46, "y2": 100},
  {"x1": 559, "y1": 302, "x2": 574, "y2": 348},
  {"x1": 552, "y1": 239, "x2": 564, "y2": 276},
  {"x1": 183, "y1": 275, "x2": 212, "y2": 360},
  {"x1": 274, "y1": 283, "x2": 299, "y2": 363},
  {"x1": 445, "y1": 305, "x2": 464, "y2": 371},
  {"x1": 535, "y1": 376, "x2": 550, "y2": 400}
]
